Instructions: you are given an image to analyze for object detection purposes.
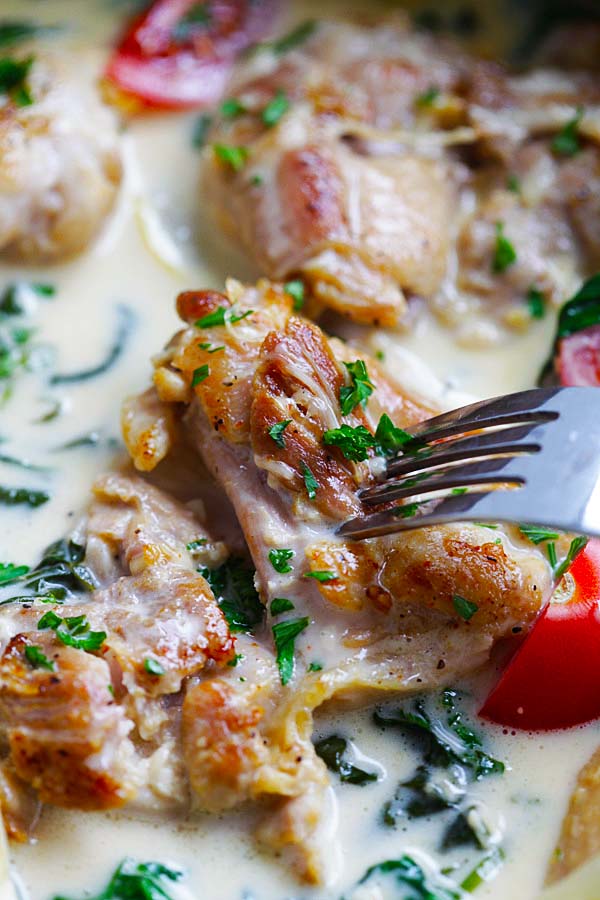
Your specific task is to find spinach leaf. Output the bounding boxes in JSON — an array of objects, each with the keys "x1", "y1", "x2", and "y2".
[
  {"x1": 314, "y1": 735, "x2": 378, "y2": 786},
  {"x1": 355, "y1": 854, "x2": 462, "y2": 900},
  {"x1": 0, "y1": 21, "x2": 60, "y2": 48},
  {"x1": 201, "y1": 557, "x2": 264, "y2": 632},
  {"x1": 0, "y1": 485, "x2": 49, "y2": 507},
  {"x1": 52, "y1": 858, "x2": 184, "y2": 900},
  {"x1": 51, "y1": 305, "x2": 135, "y2": 384},
  {"x1": 1, "y1": 537, "x2": 97, "y2": 604}
]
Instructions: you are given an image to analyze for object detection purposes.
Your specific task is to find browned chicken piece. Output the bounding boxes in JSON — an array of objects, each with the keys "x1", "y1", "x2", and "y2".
[
  {"x1": 0, "y1": 54, "x2": 122, "y2": 261},
  {"x1": 125, "y1": 278, "x2": 557, "y2": 674},
  {"x1": 546, "y1": 746, "x2": 600, "y2": 885},
  {"x1": 201, "y1": 19, "x2": 468, "y2": 326}
]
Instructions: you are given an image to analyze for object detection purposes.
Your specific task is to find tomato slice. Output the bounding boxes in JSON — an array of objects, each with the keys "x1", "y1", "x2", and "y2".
[
  {"x1": 557, "y1": 323, "x2": 600, "y2": 386},
  {"x1": 105, "y1": 0, "x2": 277, "y2": 110},
  {"x1": 480, "y1": 539, "x2": 600, "y2": 731}
]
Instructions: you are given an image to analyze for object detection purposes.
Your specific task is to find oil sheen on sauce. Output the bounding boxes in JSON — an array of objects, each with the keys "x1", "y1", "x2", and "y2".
[{"x1": 1, "y1": 2, "x2": 598, "y2": 899}]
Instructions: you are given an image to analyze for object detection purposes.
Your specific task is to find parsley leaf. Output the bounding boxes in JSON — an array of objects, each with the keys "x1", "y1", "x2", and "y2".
[
  {"x1": 283, "y1": 279, "x2": 305, "y2": 310},
  {"x1": 0, "y1": 55, "x2": 34, "y2": 106},
  {"x1": 220, "y1": 96, "x2": 245, "y2": 118},
  {"x1": 38, "y1": 611, "x2": 106, "y2": 652},
  {"x1": 304, "y1": 570, "x2": 336, "y2": 582},
  {"x1": 0, "y1": 562, "x2": 29, "y2": 585},
  {"x1": 552, "y1": 107, "x2": 584, "y2": 157},
  {"x1": 519, "y1": 524, "x2": 560, "y2": 545},
  {"x1": 268, "y1": 419, "x2": 291, "y2": 448},
  {"x1": 506, "y1": 173, "x2": 521, "y2": 194},
  {"x1": 201, "y1": 557, "x2": 264, "y2": 632},
  {"x1": 452, "y1": 594, "x2": 478, "y2": 621},
  {"x1": 268, "y1": 548, "x2": 294, "y2": 573},
  {"x1": 144, "y1": 658, "x2": 165, "y2": 676},
  {"x1": 213, "y1": 144, "x2": 248, "y2": 172},
  {"x1": 194, "y1": 305, "x2": 252, "y2": 328},
  {"x1": 270, "y1": 597, "x2": 294, "y2": 616},
  {"x1": 374, "y1": 413, "x2": 412, "y2": 456},
  {"x1": 339, "y1": 360, "x2": 374, "y2": 415},
  {"x1": 526, "y1": 286, "x2": 545, "y2": 319},
  {"x1": 24, "y1": 644, "x2": 55, "y2": 671},
  {"x1": 415, "y1": 85, "x2": 440, "y2": 107},
  {"x1": 315, "y1": 735, "x2": 378, "y2": 786},
  {"x1": 308, "y1": 661, "x2": 322, "y2": 672},
  {"x1": 186, "y1": 539, "x2": 207, "y2": 552},
  {"x1": 52, "y1": 857, "x2": 184, "y2": 900},
  {"x1": 322, "y1": 423, "x2": 375, "y2": 461},
  {"x1": 272, "y1": 616, "x2": 309, "y2": 685},
  {"x1": 262, "y1": 90, "x2": 289, "y2": 126},
  {"x1": 300, "y1": 461, "x2": 318, "y2": 499},
  {"x1": 191, "y1": 364, "x2": 209, "y2": 386},
  {"x1": 492, "y1": 222, "x2": 517, "y2": 273}
]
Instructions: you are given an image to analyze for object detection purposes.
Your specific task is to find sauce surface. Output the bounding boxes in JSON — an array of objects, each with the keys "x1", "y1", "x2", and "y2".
[{"x1": 0, "y1": 2, "x2": 597, "y2": 898}]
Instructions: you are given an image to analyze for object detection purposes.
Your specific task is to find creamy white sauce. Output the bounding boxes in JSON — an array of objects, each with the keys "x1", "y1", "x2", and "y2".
[{"x1": 0, "y1": 2, "x2": 597, "y2": 898}]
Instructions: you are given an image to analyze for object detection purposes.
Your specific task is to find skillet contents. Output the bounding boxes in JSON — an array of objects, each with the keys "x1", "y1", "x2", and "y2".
[{"x1": 1, "y1": 2, "x2": 600, "y2": 899}]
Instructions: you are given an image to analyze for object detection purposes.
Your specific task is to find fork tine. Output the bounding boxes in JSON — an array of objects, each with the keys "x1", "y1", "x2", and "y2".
[
  {"x1": 405, "y1": 387, "x2": 560, "y2": 444},
  {"x1": 385, "y1": 423, "x2": 543, "y2": 479},
  {"x1": 361, "y1": 456, "x2": 526, "y2": 505}
]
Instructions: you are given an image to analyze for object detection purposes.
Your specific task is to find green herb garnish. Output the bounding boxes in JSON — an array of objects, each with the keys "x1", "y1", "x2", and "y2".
[
  {"x1": 262, "y1": 90, "x2": 289, "y2": 126},
  {"x1": 374, "y1": 413, "x2": 413, "y2": 455},
  {"x1": 315, "y1": 735, "x2": 378, "y2": 786},
  {"x1": 506, "y1": 173, "x2": 521, "y2": 194},
  {"x1": 339, "y1": 360, "x2": 374, "y2": 415},
  {"x1": 270, "y1": 20, "x2": 317, "y2": 55},
  {"x1": 307, "y1": 661, "x2": 323, "y2": 672},
  {"x1": 220, "y1": 97, "x2": 245, "y2": 118},
  {"x1": 283, "y1": 279, "x2": 305, "y2": 310},
  {"x1": 554, "y1": 535, "x2": 588, "y2": 581},
  {"x1": 272, "y1": 616, "x2": 309, "y2": 685},
  {"x1": 416, "y1": 85, "x2": 440, "y2": 107},
  {"x1": 0, "y1": 485, "x2": 49, "y2": 507},
  {"x1": 552, "y1": 107, "x2": 584, "y2": 157},
  {"x1": 492, "y1": 222, "x2": 517, "y2": 273},
  {"x1": 268, "y1": 548, "x2": 294, "y2": 574},
  {"x1": 24, "y1": 644, "x2": 55, "y2": 671},
  {"x1": 0, "y1": 55, "x2": 34, "y2": 106},
  {"x1": 201, "y1": 557, "x2": 263, "y2": 633},
  {"x1": 322, "y1": 423, "x2": 375, "y2": 462},
  {"x1": 519, "y1": 524, "x2": 560, "y2": 545},
  {"x1": 213, "y1": 144, "x2": 249, "y2": 172},
  {"x1": 452, "y1": 594, "x2": 478, "y2": 621},
  {"x1": 144, "y1": 658, "x2": 165, "y2": 676},
  {"x1": 51, "y1": 305, "x2": 134, "y2": 385},
  {"x1": 356, "y1": 855, "x2": 461, "y2": 899},
  {"x1": 186, "y1": 539, "x2": 207, "y2": 552},
  {"x1": 300, "y1": 461, "x2": 318, "y2": 499},
  {"x1": 526, "y1": 286, "x2": 546, "y2": 319},
  {"x1": 38, "y1": 611, "x2": 106, "y2": 652},
  {"x1": 304, "y1": 570, "x2": 336, "y2": 582},
  {"x1": 191, "y1": 365, "x2": 210, "y2": 386},
  {"x1": 270, "y1": 597, "x2": 294, "y2": 616},
  {"x1": 194, "y1": 305, "x2": 252, "y2": 328},
  {"x1": 268, "y1": 419, "x2": 291, "y2": 448},
  {"x1": 0, "y1": 562, "x2": 29, "y2": 585},
  {"x1": 52, "y1": 858, "x2": 184, "y2": 900},
  {"x1": 0, "y1": 21, "x2": 59, "y2": 48}
]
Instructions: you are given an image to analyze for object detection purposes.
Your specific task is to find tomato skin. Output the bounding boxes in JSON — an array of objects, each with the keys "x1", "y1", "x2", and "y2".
[
  {"x1": 557, "y1": 324, "x2": 600, "y2": 387},
  {"x1": 105, "y1": 0, "x2": 277, "y2": 110},
  {"x1": 480, "y1": 540, "x2": 600, "y2": 731}
]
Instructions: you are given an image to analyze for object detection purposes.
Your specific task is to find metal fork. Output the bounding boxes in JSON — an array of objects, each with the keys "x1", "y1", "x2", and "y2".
[{"x1": 338, "y1": 387, "x2": 600, "y2": 540}]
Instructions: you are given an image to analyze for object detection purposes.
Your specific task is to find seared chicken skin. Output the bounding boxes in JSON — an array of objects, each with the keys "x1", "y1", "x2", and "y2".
[{"x1": 0, "y1": 53, "x2": 122, "y2": 261}]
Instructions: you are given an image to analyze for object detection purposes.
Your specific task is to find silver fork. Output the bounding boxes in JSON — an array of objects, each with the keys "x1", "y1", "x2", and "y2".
[{"x1": 338, "y1": 387, "x2": 600, "y2": 540}]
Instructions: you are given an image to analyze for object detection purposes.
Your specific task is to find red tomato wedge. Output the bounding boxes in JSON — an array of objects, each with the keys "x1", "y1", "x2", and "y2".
[
  {"x1": 557, "y1": 323, "x2": 600, "y2": 386},
  {"x1": 480, "y1": 539, "x2": 600, "y2": 731},
  {"x1": 105, "y1": 0, "x2": 277, "y2": 110}
]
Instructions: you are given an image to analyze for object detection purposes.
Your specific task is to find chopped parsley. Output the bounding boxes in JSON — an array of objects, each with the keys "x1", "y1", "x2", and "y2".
[
  {"x1": 272, "y1": 616, "x2": 309, "y2": 685},
  {"x1": 24, "y1": 644, "x2": 55, "y2": 671},
  {"x1": 300, "y1": 461, "x2": 318, "y2": 499},
  {"x1": 0, "y1": 562, "x2": 29, "y2": 585},
  {"x1": 307, "y1": 661, "x2": 323, "y2": 672},
  {"x1": 213, "y1": 143, "x2": 249, "y2": 172},
  {"x1": 270, "y1": 597, "x2": 294, "y2": 616},
  {"x1": 526, "y1": 286, "x2": 546, "y2": 319},
  {"x1": 374, "y1": 413, "x2": 413, "y2": 455},
  {"x1": 0, "y1": 485, "x2": 49, "y2": 507},
  {"x1": 268, "y1": 419, "x2": 291, "y2": 448},
  {"x1": 304, "y1": 570, "x2": 336, "y2": 582},
  {"x1": 220, "y1": 96, "x2": 245, "y2": 118},
  {"x1": 0, "y1": 281, "x2": 55, "y2": 315},
  {"x1": 186, "y1": 539, "x2": 207, "y2": 552},
  {"x1": 322, "y1": 423, "x2": 375, "y2": 462},
  {"x1": 227, "y1": 653, "x2": 244, "y2": 667},
  {"x1": 268, "y1": 548, "x2": 294, "y2": 574},
  {"x1": 38, "y1": 611, "x2": 106, "y2": 652},
  {"x1": 262, "y1": 90, "x2": 289, "y2": 127},
  {"x1": 191, "y1": 113, "x2": 212, "y2": 149},
  {"x1": 283, "y1": 279, "x2": 305, "y2": 310},
  {"x1": 416, "y1": 85, "x2": 440, "y2": 107},
  {"x1": 506, "y1": 173, "x2": 521, "y2": 194},
  {"x1": 198, "y1": 342, "x2": 224, "y2": 353},
  {"x1": 519, "y1": 524, "x2": 560, "y2": 545},
  {"x1": 339, "y1": 359, "x2": 374, "y2": 415},
  {"x1": 51, "y1": 858, "x2": 185, "y2": 900},
  {"x1": 393, "y1": 501, "x2": 426, "y2": 519},
  {"x1": 492, "y1": 222, "x2": 517, "y2": 274},
  {"x1": 552, "y1": 107, "x2": 584, "y2": 157},
  {"x1": 144, "y1": 658, "x2": 165, "y2": 676},
  {"x1": 201, "y1": 557, "x2": 264, "y2": 633},
  {"x1": 452, "y1": 594, "x2": 478, "y2": 621},
  {"x1": 315, "y1": 735, "x2": 378, "y2": 785},
  {"x1": 191, "y1": 364, "x2": 210, "y2": 386},
  {"x1": 194, "y1": 305, "x2": 252, "y2": 328},
  {"x1": 0, "y1": 55, "x2": 34, "y2": 106}
]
